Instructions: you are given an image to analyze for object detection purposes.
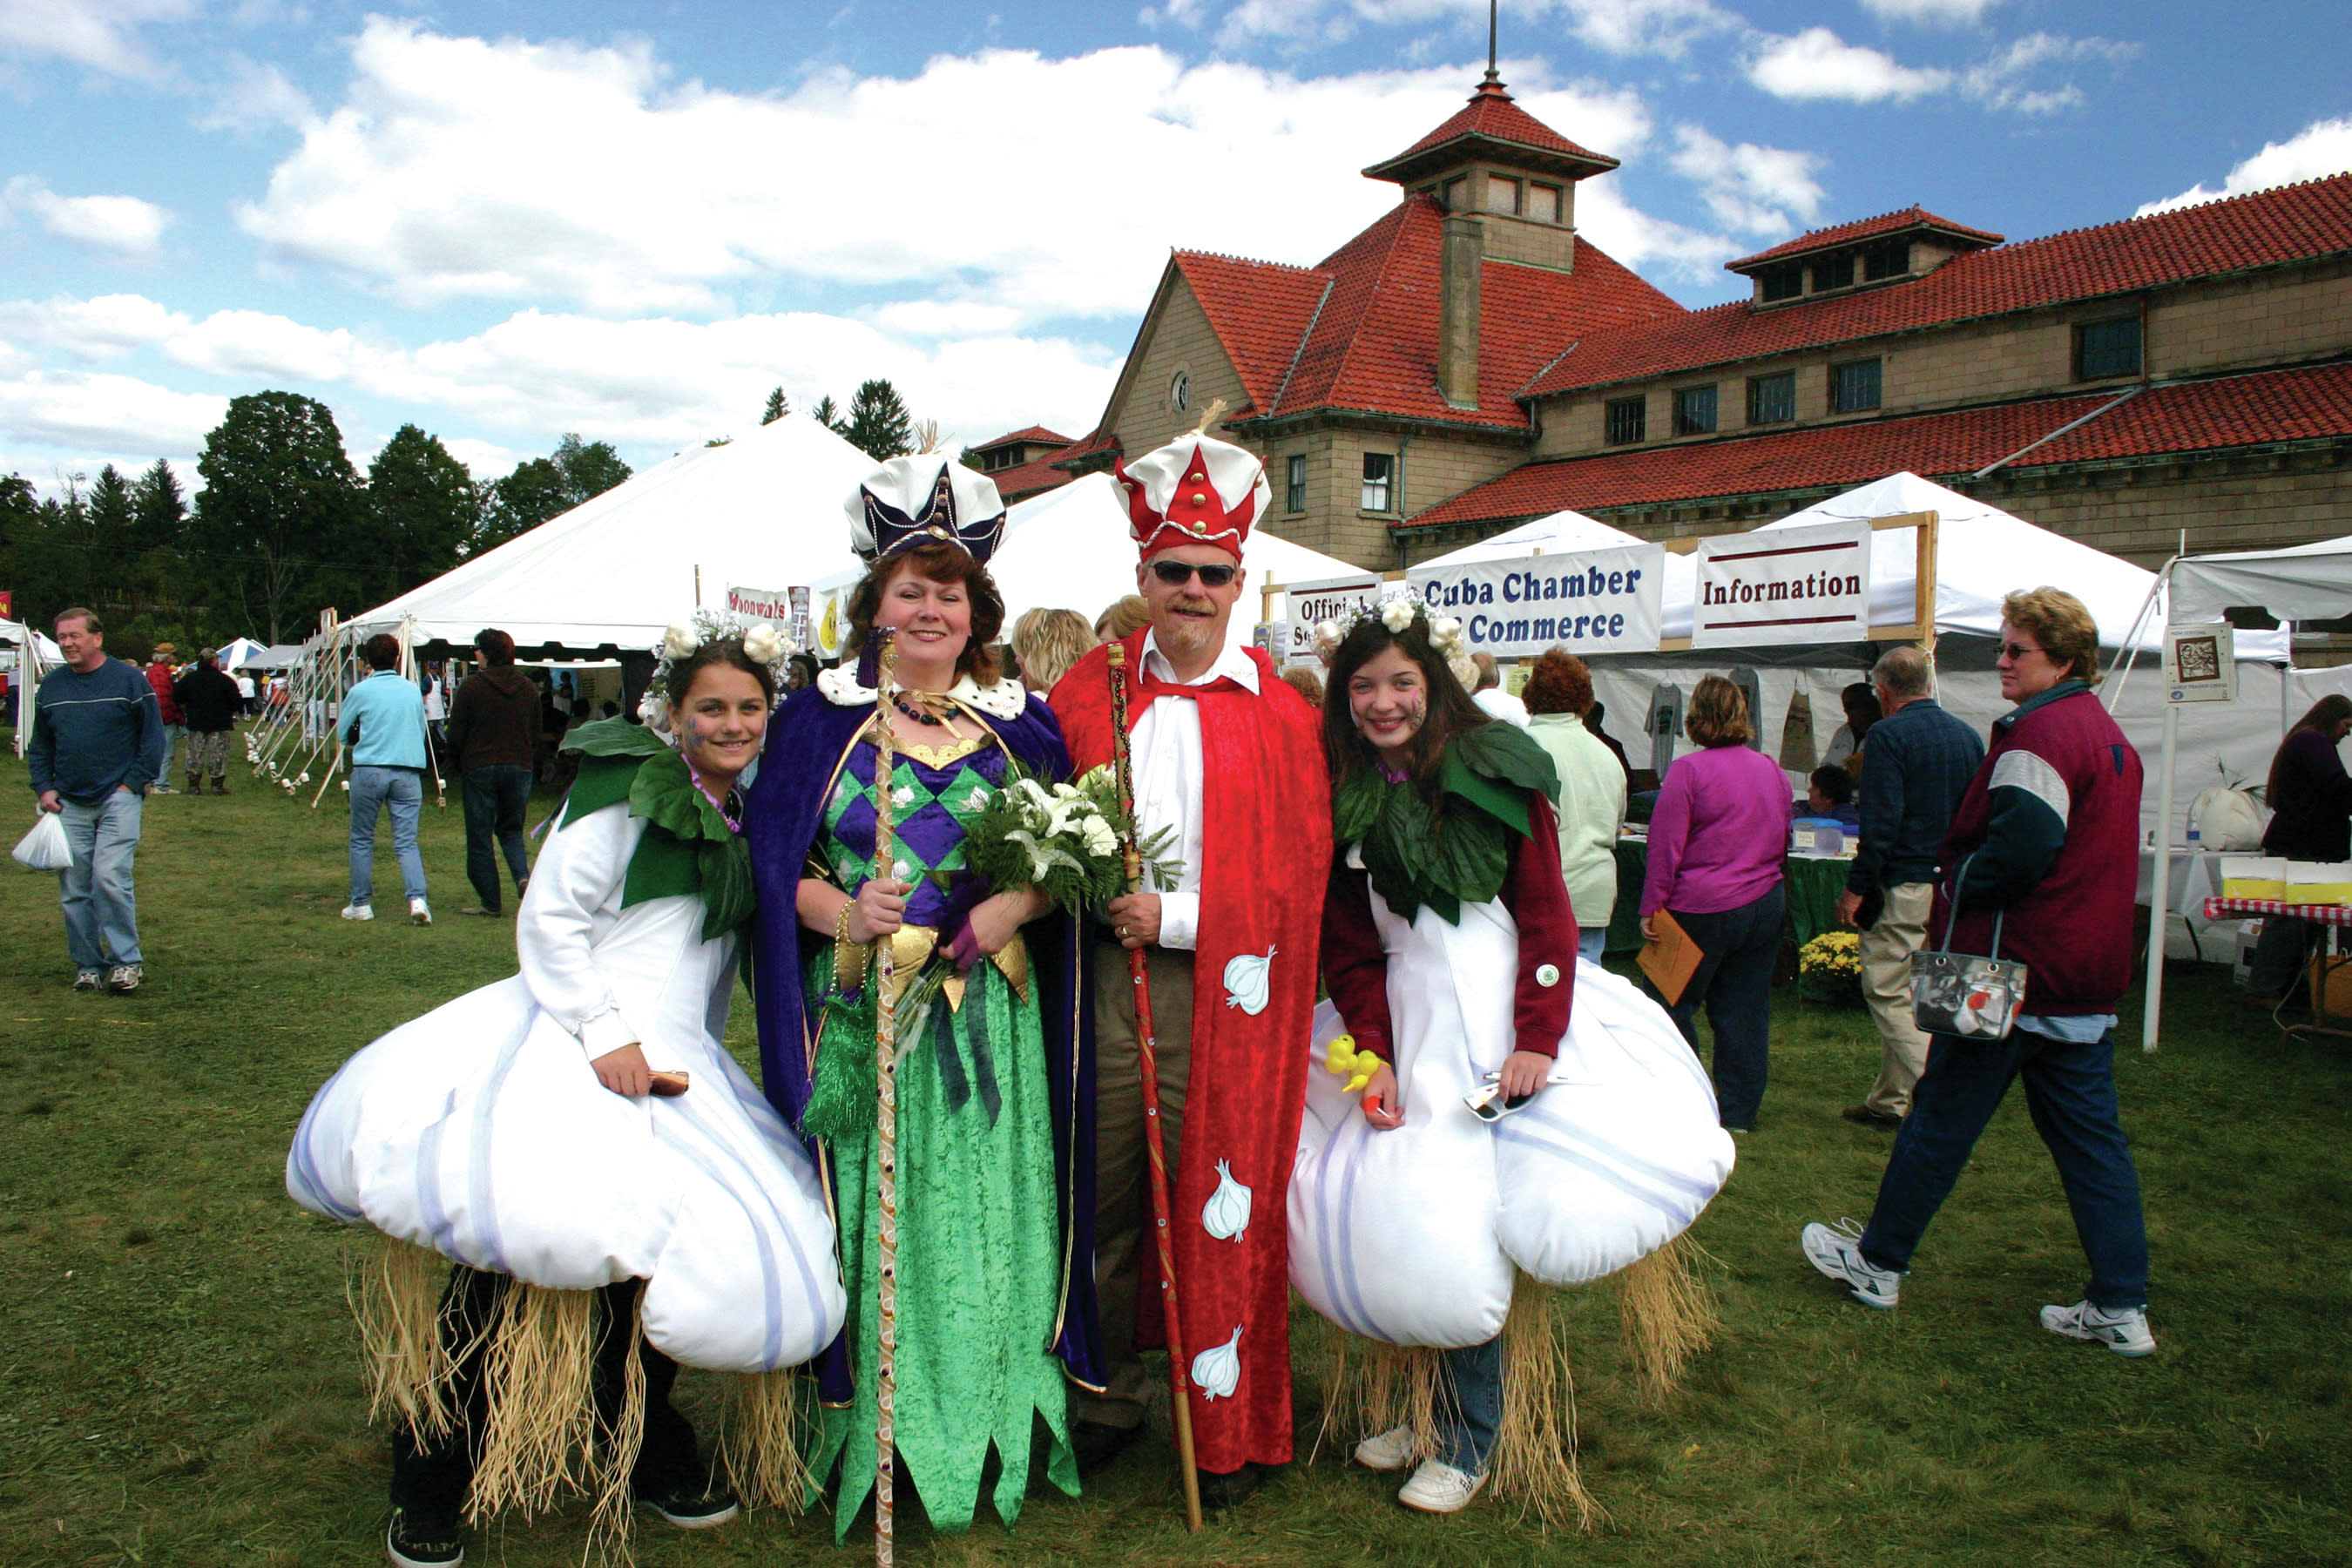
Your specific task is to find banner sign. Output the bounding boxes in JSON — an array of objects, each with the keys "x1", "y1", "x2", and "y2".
[
  {"x1": 1692, "y1": 519, "x2": 1871, "y2": 648},
  {"x1": 724, "y1": 584, "x2": 794, "y2": 623},
  {"x1": 1281, "y1": 573, "x2": 1383, "y2": 664},
  {"x1": 787, "y1": 586, "x2": 812, "y2": 655},
  {"x1": 2163, "y1": 621, "x2": 2236, "y2": 704},
  {"x1": 1407, "y1": 544, "x2": 1664, "y2": 659}
]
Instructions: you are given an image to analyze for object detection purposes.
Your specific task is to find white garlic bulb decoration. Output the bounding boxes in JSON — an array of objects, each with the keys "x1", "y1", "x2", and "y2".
[
  {"x1": 1192, "y1": 1326, "x2": 1243, "y2": 1401},
  {"x1": 1200, "y1": 1159, "x2": 1252, "y2": 1242},
  {"x1": 1222, "y1": 944, "x2": 1276, "y2": 1016}
]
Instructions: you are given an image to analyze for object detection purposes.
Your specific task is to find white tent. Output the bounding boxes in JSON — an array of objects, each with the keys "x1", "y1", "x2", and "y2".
[
  {"x1": 1418, "y1": 506, "x2": 1646, "y2": 567},
  {"x1": 812, "y1": 471, "x2": 1366, "y2": 659},
  {"x1": 347, "y1": 412, "x2": 876, "y2": 651},
  {"x1": 2172, "y1": 534, "x2": 2352, "y2": 625},
  {"x1": 214, "y1": 636, "x2": 267, "y2": 671},
  {"x1": 2, "y1": 618, "x2": 62, "y2": 757}
]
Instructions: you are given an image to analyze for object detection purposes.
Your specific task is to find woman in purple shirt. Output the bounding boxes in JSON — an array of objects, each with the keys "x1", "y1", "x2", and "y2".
[{"x1": 1640, "y1": 675, "x2": 1792, "y2": 1132}]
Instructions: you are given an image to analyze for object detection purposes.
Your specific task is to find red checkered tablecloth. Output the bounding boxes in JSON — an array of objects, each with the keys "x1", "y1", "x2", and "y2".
[{"x1": 2201, "y1": 897, "x2": 2352, "y2": 926}]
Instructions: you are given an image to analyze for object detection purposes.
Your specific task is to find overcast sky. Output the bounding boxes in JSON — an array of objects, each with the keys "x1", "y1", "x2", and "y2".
[{"x1": 3, "y1": 0, "x2": 2346, "y2": 498}]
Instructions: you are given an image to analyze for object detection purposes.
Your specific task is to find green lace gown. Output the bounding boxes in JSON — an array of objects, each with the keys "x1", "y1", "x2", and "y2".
[{"x1": 801, "y1": 737, "x2": 1077, "y2": 1537}]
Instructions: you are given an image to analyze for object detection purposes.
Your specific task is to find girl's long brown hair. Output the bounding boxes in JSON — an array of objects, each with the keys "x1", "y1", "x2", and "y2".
[{"x1": 1321, "y1": 614, "x2": 1490, "y2": 793}]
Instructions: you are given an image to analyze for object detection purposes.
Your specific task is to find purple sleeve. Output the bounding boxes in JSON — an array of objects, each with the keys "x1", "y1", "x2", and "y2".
[{"x1": 1643, "y1": 756, "x2": 1694, "y2": 916}]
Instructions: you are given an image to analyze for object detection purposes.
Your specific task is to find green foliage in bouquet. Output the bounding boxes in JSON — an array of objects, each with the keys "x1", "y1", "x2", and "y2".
[{"x1": 961, "y1": 763, "x2": 1180, "y2": 916}]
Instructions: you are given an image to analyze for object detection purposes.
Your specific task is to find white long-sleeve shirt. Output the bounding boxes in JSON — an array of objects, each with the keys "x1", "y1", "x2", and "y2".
[{"x1": 1129, "y1": 631, "x2": 1262, "y2": 951}]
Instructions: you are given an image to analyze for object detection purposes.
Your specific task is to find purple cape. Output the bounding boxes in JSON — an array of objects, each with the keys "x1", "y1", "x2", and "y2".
[{"x1": 745, "y1": 684, "x2": 1102, "y2": 1400}]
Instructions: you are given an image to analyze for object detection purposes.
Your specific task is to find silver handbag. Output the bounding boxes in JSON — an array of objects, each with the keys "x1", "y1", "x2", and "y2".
[{"x1": 1910, "y1": 863, "x2": 2028, "y2": 1040}]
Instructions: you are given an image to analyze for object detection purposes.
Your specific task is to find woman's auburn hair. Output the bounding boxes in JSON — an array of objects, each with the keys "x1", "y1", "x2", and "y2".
[
  {"x1": 1320, "y1": 614, "x2": 1490, "y2": 789},
  {"x1": 1683, "y1": 673, "x2": 1754, "y2": 747},
  {"x1": 843, "y1": 542, "x2": 1005, "y2": 685},
  {"x1": 1522, "y1": 648, "x2": 1593, "y2": 716},
  {"x1": 2001, "y1": 585, "x2": 2103, "y2": 686}
]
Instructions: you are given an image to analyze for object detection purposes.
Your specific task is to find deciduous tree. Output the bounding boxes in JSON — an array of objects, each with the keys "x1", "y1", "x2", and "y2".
[
  {"x1": 368, "y1": 425, "x2": 478, "y2": 602},
  {"x1": 194, "y1": 390, "x2": 364, "y2": 643}
]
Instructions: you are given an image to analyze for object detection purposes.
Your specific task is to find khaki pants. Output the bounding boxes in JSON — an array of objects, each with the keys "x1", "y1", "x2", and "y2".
[
  {"x1": 1075, "y1": 945, "x2": 1194, "y2": 1429},
  {"x1": 1861, "y1": 882, "x2": 1936, "y2": 1118}
]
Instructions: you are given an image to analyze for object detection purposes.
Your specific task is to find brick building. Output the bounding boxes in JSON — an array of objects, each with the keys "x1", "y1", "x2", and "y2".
[{"x1": 1055, "y1": 73, "x2": 2352, "y2": 572}]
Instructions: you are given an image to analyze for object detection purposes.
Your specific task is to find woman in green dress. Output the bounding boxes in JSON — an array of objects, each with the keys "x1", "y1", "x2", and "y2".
[{"x1": 746, "y1": 455, "x2": 1101, "y2": 1538}]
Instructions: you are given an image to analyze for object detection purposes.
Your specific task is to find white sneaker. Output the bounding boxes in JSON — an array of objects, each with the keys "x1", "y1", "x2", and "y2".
[
  {"x1": 409, "y1": 898, "x2": 433, "y2": 926},
  {"x1": 341, "y1": 902, "x2": 374, "y2": 922},
  {"x1": 2040, "y1": 1300, "x2": 2156, "y2": 1357},
  {"x1": 1801, "y1": 1218, "x2": 1902, "y2": 1308},
  {"x1": 1397, "y1": 1458, "x2": 1485, "y2": 1514},
  {"x1": 1354, "y1": 1423, "x2": 1419, "y2": 1472}
]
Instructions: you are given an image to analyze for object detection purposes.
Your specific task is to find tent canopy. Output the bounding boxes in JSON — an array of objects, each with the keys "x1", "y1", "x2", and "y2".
[
  {"x1": 2171, "y1": 534, "x2": 2352, "y2": 625},
  {"x1": 213, "y1": 636, "x2": 267, "y2": 670},
  {"x1": 348, "y1": 412, "x2": 876, "y2": 652},
  {"x1": 1418, "y1": 507, "x2": 1645, "y2": 568}
]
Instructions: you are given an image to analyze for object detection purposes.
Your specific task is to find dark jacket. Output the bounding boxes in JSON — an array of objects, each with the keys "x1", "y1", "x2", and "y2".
[
  {"x1": 174, "y1": 664, "x2": 243, "y2": 732},
  {"x1": 445, "y1": 666, "x2": 539, "y2": 771},
  {"x1": 1847, "y1": 696, "x2": 1984, "y2": 896},
  {"x1": 29, "y1": 657, "x2": 165, "y2": 801},
  {"x1": 2261, "y1": 726, "x2": 2352, "y2": 862},
  {"x1": 1935, "y1": 681, "x2": 2143, "y2": 1017}
]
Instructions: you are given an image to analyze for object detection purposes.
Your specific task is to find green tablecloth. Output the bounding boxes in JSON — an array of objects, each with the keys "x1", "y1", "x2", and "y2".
[{"x1": 1604, "y1": 840, "x2": 1851, "y2": 955}]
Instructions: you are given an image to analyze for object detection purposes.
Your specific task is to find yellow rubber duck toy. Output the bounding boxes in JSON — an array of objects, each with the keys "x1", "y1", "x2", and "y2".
[{"x1": 1321, "y1": 1034, "x2": 1383, "y2": 1095}]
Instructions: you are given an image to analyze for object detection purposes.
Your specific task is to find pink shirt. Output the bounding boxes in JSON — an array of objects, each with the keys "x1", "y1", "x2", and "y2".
[{"x1": 1642, "y1": 744, "x2": 1791, "y2": 916}]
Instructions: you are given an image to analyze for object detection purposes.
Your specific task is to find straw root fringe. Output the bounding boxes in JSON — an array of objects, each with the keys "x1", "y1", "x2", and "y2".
[
  {"x1": 464, "y1": 1283, "x2": 605, "y2": 1525},
  {"x1": 718, "y1": 1369, "x2": 814, "y2": 1512},
  {"x1": 1310, "y1": 1330, "x2": 1441, "y2": 1469},
  {"x1": 1615, "y1": 1233, "x2": 1720, "y2": 1401},
  {"x1": 349, "y1": 1235, "x2": 482, "y2": 1442}
]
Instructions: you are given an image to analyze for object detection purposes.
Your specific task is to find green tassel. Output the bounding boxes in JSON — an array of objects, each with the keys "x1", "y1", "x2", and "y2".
[{"x1": 800, "y1": 1006, "x2": 877, "y2": 1139}]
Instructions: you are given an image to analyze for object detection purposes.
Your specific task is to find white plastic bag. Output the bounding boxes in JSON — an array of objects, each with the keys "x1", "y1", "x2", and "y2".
[
  {"x1": 11, "y1": 812, "x2": 71, "y2": 872},
  {"x1": 2188, "y1": 787, "x2": 2265, "y2": 851}
]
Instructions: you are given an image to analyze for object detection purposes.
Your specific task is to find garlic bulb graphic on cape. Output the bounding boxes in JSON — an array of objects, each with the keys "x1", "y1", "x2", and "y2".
[
  {"x1": 1201, "y1": 1159, "x2": 1252, "y2": 1241},
  {"x1": 1222, "y1": 945, "x2": 1277, "y2": 1015},
  {"x1": 1192, "y1": 1326, "x2": 1244, "y2": 1401}
]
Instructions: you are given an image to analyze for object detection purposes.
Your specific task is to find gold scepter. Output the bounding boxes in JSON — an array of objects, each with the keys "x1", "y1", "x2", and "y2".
[
  {"x1": 1105, "y1": 640, "x2": 1206, "y2": 1532},
  {"x1": 868, "y1": 626, "x2": 902, "y2": 1568}
]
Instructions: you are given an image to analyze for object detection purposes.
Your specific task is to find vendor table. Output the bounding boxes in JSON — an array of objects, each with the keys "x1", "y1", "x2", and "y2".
[
  {"x1": 1605, "y1": 840, "x2": 1854, "y2": 955},
  {"x1": 2201, "y1": 897, "x2": 2352, "y2": 1044}
]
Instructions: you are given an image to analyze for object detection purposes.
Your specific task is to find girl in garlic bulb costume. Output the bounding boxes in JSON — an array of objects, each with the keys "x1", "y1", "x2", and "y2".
[
  {"x1": 744, "y1": 455, "x2": 1101, "y2": 1540},
  {"x1": 287, "y1": 625, "x2": 845, "y2": 1568},
  {"x1": 1294, "y1": 596, "x2": 1735, "y2": 1519}
]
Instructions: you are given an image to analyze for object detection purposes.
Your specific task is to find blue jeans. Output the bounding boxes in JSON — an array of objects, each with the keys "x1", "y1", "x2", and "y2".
[
  {"x1": 1659, "y1": 883, "x2": 1784, "y2": 1130},
  {"x1": 57, "y1": 789, "x2": 142, "y2": 970},
  {"x1": 1436, "y1": 1335, "x2": 1504, "y2": 1476},
  {"x1": 160, "y1": 721, "x2": 184, "y2": 779},
  {"x1": 462, "y1": 765, "x2": 533, "y2": 910},
  {"x1": 349, "y1": 766, "x2": 427, "y2": 905},
  {"x1": 1578, "y1": 926, "x2": 1607, "y2": 963},
  {"x1": 1860, "y1": 1028, "x2": 2149, "y2": 1310}
]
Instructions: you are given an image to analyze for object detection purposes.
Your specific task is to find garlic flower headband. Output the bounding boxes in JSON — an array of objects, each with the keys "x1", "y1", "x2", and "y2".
[
  {"x1": 1311, "y1": 590, "x2": 1479, "y2": 692},
  {"x1": 639, "y1": 609, "x2": 797, "y2": 733}
]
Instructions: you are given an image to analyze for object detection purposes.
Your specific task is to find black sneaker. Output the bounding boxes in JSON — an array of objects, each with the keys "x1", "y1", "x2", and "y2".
[
  {"x1": 638, "y1": 1480, "x2": 740, "y2": 1530},
  {"x1": 385, "y1": 1507, "x2": 463, "y2": 1566}
]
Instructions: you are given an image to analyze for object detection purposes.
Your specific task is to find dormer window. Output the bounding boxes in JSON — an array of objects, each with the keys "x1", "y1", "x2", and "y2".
[
  {"x1": 1527, "y1": 183, "x2": 1562, "y2": 224},
  {"x1": 1863, "y1": 240, "x2": 1909, "y2": 280},
  {"x1": 1760, "y1": 263, "x2": 1803, "y2": 303},
  {"x1": 1485, "y1": 176, "x2": 1522, "y2": 215},
  {"x1": 1812, "y1": 253, "x2": 1855, "y2": 293}
]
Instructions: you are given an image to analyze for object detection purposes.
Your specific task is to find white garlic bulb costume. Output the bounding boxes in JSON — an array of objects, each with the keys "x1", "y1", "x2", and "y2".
[{"x1": 287, "y1": 765, "x2": 847, "y2": 1374}]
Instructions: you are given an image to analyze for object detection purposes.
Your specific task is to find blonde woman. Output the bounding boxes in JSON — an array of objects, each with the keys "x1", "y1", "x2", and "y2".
[{"x1": 1010, "y1": 606, "x2": 1095, "y2": 696}]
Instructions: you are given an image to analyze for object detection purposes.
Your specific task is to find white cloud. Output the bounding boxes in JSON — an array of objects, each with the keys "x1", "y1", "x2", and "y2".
[
  {"x1": 1959, "y1": 32, "x2": 2135, "y2": 115},
  {"x1": 1149, "y1": 0, "x2": 1734, "y2": 57},
  {"x1": 3, "y1": 177, "x2": 173, "y2": 255},
  {"x1": 0, "y1": 367, "x2": 223, "y2": 455},
  {"x1": 440, "y1": 436, "x2": 523, "y2": 478},
  {"x1": 2138, "y1": 115, "x2": 2352, "y2": 217},
  {"x1": 1859, "y1": 0, "x2": 2000, "y2": 24},
  {"x1": 0, "y1": 0, "x2": 197, "y2": 79},
  {"x1": 1745, "y1": 28, "x2": 1952, "y2": 104},
  {"x1": 1667, "y1": 125, "x2": 1824, "y2": 237},
  {"x1": 196, "y1": 53, "x2": 316, "y2": 132},
  {"x1": 233, "y1": 22, "x2": 1716, "y2": 317}
]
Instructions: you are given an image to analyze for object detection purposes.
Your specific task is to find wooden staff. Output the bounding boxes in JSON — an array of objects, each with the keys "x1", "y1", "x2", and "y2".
[
  {"x1": 1105, "y1": 641, "x2": 1205, "y2": 1533},
  {"x1": 868, "y1": 628, "x2": 902, "y2": 1568}
]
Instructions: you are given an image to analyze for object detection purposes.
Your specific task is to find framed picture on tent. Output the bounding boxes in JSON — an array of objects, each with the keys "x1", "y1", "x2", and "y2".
[{"x1": 2162, "y1": 622, "x2": 2236, "y2": 704}]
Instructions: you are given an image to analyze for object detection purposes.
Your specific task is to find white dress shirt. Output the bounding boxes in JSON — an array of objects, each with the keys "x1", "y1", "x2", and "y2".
[{"x1": 1130, "y1": 630, "x2": 1262, "y2": 951}]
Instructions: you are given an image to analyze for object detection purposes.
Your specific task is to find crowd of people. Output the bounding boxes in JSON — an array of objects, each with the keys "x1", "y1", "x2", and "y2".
[{"x1": 24, "y1": 436, "x2": 2185, "y2": 1566}]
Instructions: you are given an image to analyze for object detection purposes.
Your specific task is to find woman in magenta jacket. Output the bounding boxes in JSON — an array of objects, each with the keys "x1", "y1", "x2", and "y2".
[{"x1": 1640, "y1": 674, "x2": 1792, "y2": 1131}]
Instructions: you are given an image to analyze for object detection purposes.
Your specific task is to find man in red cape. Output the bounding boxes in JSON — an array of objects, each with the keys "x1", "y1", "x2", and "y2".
[{"x1": 1050, "y1": 429, "x2": 1330, "y2": 1506}]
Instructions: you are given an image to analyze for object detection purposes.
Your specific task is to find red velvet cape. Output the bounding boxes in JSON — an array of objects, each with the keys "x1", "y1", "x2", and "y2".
[{"x1": 1050, "y1": 631, "x2": 1331, "y2": 1473}]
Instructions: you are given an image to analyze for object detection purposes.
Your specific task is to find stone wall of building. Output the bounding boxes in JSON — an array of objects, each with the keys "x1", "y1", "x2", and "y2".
[{"x1": 1109, "y1": 276, "x2": 1254, "y2": 462}]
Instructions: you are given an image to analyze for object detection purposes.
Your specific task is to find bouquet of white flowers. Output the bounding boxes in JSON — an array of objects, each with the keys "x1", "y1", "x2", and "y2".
[{"x1": 963, "y1": 764, "x2": 1179, "y2": 916}]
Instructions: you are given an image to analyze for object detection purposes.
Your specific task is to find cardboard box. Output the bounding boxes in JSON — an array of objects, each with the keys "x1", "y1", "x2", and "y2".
[
  {"x1": 2286, "y1": 862, "x2": 2352, "y2": 906},
  {"x1": 2221, "y1": 855, "x2": 2288, "y2": 901}
]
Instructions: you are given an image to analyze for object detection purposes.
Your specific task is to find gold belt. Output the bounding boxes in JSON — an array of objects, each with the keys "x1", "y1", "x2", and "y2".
[{"x1": 835, "y1": 922, "x2": 1031, "y2": 1011}]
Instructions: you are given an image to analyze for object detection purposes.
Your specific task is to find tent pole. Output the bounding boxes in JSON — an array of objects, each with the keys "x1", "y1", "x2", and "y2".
[
  {"x1": 2143, "y1": 702, "x2": 2180, "y2": 1053},
  {"x1": 2281, "y1": 623, "x2": 2295, "y2": 736}
]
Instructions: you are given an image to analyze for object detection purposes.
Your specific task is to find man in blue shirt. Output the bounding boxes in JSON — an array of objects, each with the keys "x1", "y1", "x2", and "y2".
[
  {"x1": 28, "y1": 606, "x2": 165, "y2": 992},
  {"x1": 340, "y1": 632, "x2": 435, "y2": 925},
  {"x1": 1835, "y1": 645, "x2": 1984, "y2": 1128}
]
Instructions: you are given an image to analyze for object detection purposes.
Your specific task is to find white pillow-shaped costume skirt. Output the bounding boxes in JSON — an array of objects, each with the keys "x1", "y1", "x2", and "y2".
[
  {"x1": 287, "y1": 808, "x2": 846, "y2": 1375},
  {"x1": 1290, "y1": 883, "x2": 1734, "y2": 1349}
]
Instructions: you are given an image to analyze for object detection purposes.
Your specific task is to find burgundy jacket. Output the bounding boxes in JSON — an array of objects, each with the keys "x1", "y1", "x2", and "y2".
[{"x1": 1322, "y1": 792, "x2": 1578, "y2": 1061}]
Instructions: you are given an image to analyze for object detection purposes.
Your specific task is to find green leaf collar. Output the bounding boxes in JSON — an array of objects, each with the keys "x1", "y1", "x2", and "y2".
[
  {"x1": 1333, "y1": 722, "x2": 1559, "y2": 925},
  {"x1": 558, "y1": 726, "x2": 755, "y2": 941}
]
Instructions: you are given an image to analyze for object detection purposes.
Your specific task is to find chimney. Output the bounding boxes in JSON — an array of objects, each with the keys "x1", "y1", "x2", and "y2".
[{"x1": 1439, "y1": 212, "x2": 1483, "y2": 410}]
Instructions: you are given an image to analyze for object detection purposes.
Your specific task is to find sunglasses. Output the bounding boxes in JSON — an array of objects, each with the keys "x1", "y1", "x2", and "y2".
[
  {"x1": 2000, "y1": 641, "x2": 2047, "y2": 662},
  {"x1": 1149, "y1": 559, "x2": 1238, "y2": 588}
]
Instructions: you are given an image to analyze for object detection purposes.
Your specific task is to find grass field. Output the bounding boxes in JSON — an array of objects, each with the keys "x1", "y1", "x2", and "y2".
[{"x1": 0, "y1": 731, "x2": 2346, "y2": 1567}]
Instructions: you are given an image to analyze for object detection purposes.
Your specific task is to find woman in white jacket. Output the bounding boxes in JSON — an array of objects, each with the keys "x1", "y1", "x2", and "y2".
[{"x1": 1521, "y1": 649, "x2": 1627, "y2": 963}]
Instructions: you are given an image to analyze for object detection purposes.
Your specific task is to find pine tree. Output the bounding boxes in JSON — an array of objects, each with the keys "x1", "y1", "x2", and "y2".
[
  {"x1": 761, "y1": 387, "x2": 791, "y2": 425},
  {"x1": 85, "y1": 465, "x2": 136, "y2": 610},
  {"x1": 813, "y1": 395, "x2": 845, "y2": 435},
  {"x1": 843, "y1": 379, "x2": 915, "y2": 462},
  {"x1": 131, "y1": 460, "x2": 186, "y2": 544}
]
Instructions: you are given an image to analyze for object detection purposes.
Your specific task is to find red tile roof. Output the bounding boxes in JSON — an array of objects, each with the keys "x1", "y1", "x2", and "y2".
[
  {"x1": 1727, "y1": 206, "x2": 2004, "y2": 273},
  {"x1": 1364, "y1": 82, "x2": 1619, "y2": 183},
  {"x1": 1404, "y1": 360, "x2": 2352, "y2": 528},
  {"x1": 1186, "y1": 196, "x2": 1680, "y2": 432},
  {"x1": 982, "y1": 451, "x2": 1078, "y2": 504},
  {"x1": 973, "y1": 424, "x2": 1073, "y2": 452},
  {"x1": 1049, "y1": 425, "x2": 1119, "y2": 470},
  {"x1": 1527, "y1": 172, "x2": 2352, "y2": 398}
]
